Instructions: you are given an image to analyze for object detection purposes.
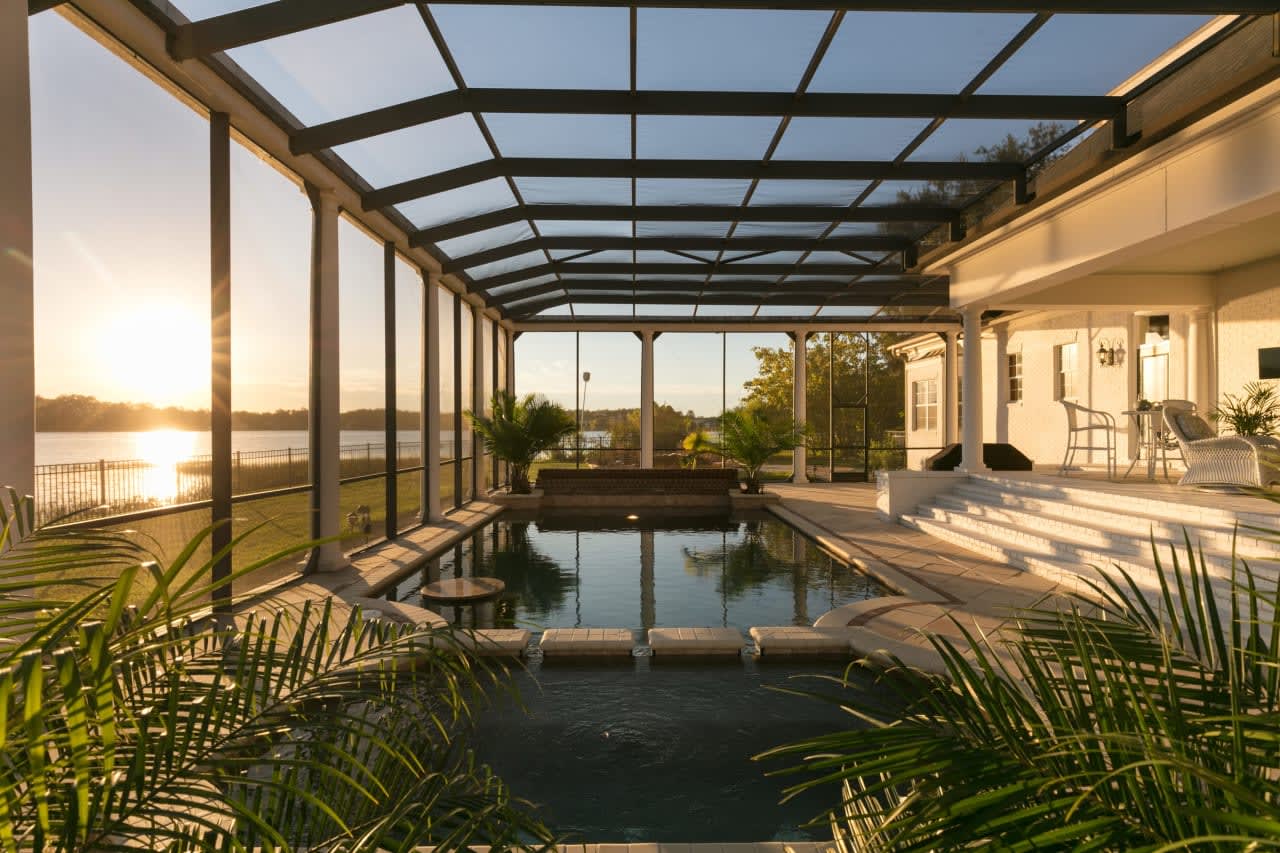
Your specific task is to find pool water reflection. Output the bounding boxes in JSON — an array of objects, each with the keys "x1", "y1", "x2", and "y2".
[{"x1": 388, "y1": 511, "x2": 887, "y2": 630}]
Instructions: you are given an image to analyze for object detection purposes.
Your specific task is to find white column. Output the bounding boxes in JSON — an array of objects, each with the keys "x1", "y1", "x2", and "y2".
[
  {"x1": 0, "y1": 3, "x2": 35, "y2": 500},
  {"x1": 958, "y1": 305, "x2": 989, "y2": 473},
  {"x1": 1187, "y1": 309, "x2": 1210, "y2": 411},
  {"x1": 1169, "y1": 313, "x2": 1190, "y2": 400},
  {"x1": 640, "y1": 330, "x2": 655, "y2": 468},
  {"x1": 421, "y1": 272, "x2": 442, "y2": 521},
  {"x1": 307, "y1": 188, "x2": 348, "y2": 571},
  {"x1": 472, "y1": 303, "x2": 487, "y2": 495},
  {"x1": 943, "y1": 330, "x2": 959, "y2": 446},
  {"x1": 505, "y1": 329, "x2": 516, "y2": 396},
  {"x1": 792, "y1": 331, "x2": 808, "y2": 483},
  {"x1": 994, "y1": 325, "x2": 1010, "y2": 443}
]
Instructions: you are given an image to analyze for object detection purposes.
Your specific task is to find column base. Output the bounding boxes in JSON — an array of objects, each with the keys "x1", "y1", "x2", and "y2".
[
  {"x1": 955, "y1": 464, "x2": 991, "y2": 474},
  {"x1": 305, "y1": 543, "x2": 352, "y2": 574}
]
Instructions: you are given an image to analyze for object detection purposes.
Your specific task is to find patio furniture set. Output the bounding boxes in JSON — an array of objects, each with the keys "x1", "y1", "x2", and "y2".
[{"x1": 1059, "y1": 400, "x2": 1280, "y2": 489}]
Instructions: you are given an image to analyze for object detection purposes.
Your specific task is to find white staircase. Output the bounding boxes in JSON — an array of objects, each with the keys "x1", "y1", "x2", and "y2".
[{"x1": 900, "y1": 473, "x2": 1280, "y2": 601}]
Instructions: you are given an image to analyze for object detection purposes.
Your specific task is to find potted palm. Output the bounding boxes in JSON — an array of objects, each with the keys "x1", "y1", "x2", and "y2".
[
  {"x1": 1212, "y1": 381, "x2": 1280, "y2": 436},
  {"x1": 717, "y1": 406, "x2": 805, "y2": 494},
  {"x1": 466, "y1": 390, "x2": 576, "y2": 494}
]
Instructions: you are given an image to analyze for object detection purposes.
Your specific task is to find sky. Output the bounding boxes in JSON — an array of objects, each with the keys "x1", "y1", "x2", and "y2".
[{"x1": 27, "y1": 5, "x2": 1212, "y2": 416}]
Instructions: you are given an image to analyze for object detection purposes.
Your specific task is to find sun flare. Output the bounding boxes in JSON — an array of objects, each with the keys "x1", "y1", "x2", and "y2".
[{"x1": 98, "y1": 302, "x2": 209, "y2": 405}]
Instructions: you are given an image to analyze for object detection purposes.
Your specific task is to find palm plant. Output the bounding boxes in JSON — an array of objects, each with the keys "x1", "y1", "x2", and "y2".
[
  {"x1": 1212, "y1": 381, "x2": 1280, "y2": 436},
  {"x1": 467, "y1": 391, "x2": 576, "y2": 494},
  {"x1": 764, "y1": 537, "x2": 1280, "y2": 851},
  {"x1": 718, "y1": 407, "x2": 805, "y2": 494},
  {"x1": 680, "y1": 429, "x2": 719, "y2": 470},
  {"x1": 0, "y1": 489, "x2": 553, "y2": 851}
]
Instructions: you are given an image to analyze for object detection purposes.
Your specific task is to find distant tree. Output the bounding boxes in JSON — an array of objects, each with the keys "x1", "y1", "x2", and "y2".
[
  {"x1": 741, "y1": 334, "x2": 908, "y2": 453},
  {"x1": 610, "y1": 403, "x2": 694, "y2": 454}
]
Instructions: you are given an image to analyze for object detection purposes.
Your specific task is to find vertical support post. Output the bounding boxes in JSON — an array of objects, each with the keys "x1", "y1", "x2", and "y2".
[
  {"x1": 506, "y1": 330, "x2": 516, "y2": 396},
  {"x1": 472, "y1": 303, "x2": 486, "y2": 495},
  {"x1": 209, "y1": 112, "x2": 233, "y2": 607},
  {"x1": 792, "y1": 330, "x2": 808, "y2": 483},
  {"x1": 994, "y1": 324, "x2": 1010, "y2": 443},
  {"x1": 382, "y1": 242, "x2": 397, "y2": 540},
  {"x1": 640, "y1": 330, "x2": 655, "y2": 468},
  {"x1": 575, "y1": 331, "x2": 582, "y2": 469},
  {"x1": 1187, "y1": 309, "x2": 1210, "y2": 411},
  {"x1": 421, "y1": 272, "x2": 442, "y2": 522},
  {"x1": 0, "y1": 2, "x2": 35, "y2": 501},
  {"x1": 958, "y1": 304, "x2": 988, "y2": 474},
  {"x1": 453, "y1": 294, "x2": 463, "y2": 507},
  {"x1": 304, "y1": 185, "x2": 348, "y2": 572},
  {"x1": 491, "y1": 319, "x2": 500, "y2": 486},
  {"x1": 943, "y1": 330, "x2": 959, "y2": 447}
]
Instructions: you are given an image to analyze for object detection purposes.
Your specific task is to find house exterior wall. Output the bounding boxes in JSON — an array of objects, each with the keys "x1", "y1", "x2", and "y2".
[
  {"x1": 1215, "y1": 255, "x2": 1280, "y2": 401},
  {"x1": 903, "y1": 346, "x2": 946, "y2": 471}
]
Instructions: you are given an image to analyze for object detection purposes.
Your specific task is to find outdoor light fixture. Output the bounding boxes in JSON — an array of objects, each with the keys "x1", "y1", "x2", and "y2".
[
  {"x1": 1096, "y1": 339, "x2": 1125, "y2": 368},
  {"x1": 626, "y1": 514, "x2": 639, "y2": 521}
]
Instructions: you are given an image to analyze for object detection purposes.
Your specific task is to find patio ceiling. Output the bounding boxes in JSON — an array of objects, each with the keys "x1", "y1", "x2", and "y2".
[{"x1": 97, "y1": 1, "x2": 1272, "y2": 323}]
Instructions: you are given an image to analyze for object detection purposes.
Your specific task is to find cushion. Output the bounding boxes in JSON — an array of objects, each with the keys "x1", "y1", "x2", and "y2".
[{"x1": 1174, "y1": 412, "x2": 1216, "y2": 442}]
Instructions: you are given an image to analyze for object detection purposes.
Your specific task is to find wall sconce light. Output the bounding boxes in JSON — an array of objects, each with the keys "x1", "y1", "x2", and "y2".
[{"x1": 1096, "y1": 339, "x2": 1125, "y2": 368}]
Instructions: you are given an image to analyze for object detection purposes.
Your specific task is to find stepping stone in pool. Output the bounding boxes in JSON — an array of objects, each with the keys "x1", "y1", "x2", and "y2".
[
  {"x1": 539, "y1": 628, "x2": 636, "y2": 657},
  {"x1": 420, "y1": 577, "x2": 505, "y2": 603},
  {"x1": 647, "y1": 626, "x2": 745, "y2": 657}
]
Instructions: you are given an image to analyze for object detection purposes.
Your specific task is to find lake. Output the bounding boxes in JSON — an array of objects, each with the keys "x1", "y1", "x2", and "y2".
[{"x1": 36, "y1": 430, "x2": 438, "y2": 467}]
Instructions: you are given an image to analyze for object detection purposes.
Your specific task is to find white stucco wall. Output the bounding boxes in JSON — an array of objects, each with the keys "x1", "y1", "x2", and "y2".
[
  {"x1": 1215, "y1": 255, "x2": 1280, "y2": 402},
  {"x1": 903, "y1": 353, "x2": 946, "y2": 470}
]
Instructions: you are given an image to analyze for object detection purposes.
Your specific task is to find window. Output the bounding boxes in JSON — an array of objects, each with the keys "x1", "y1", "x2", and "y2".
[
  {"x1": 912, "y1": 378, "x2": 938, "y2": 431},
  {"x1": 1008, "y1": 352, "x2": 1023, "y2": 402},
  {"x1": 1055, "y1": 343, "x2": 1078, "y2": 401}
]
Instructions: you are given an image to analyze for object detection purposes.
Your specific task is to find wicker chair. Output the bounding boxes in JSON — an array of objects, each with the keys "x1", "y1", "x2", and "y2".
[
  {"x1": 1163, "y1": 408, "x2": 1280, "y2": 488},
  {"x1": 1059, "y1": 401, "x2": 1117, "y2": 478}
]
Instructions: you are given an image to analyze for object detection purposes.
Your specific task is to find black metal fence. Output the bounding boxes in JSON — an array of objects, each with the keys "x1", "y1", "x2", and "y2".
[{"x1": 34, "y1": 441, "x2": 427, "y2": 526}]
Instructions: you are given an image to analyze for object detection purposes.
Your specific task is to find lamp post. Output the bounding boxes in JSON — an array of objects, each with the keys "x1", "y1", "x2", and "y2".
[{"x1": 577, "y1": 370, "x2": 591, "y2": 467}]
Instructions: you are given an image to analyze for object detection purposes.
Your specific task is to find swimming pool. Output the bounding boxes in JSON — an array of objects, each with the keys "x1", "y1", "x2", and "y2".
[
  {"x1": 388, "y1": 511, "x2": 887, "y2": 631},
  {"x1": 475, "y1": 658, "x2": 882, "y2": 843}
]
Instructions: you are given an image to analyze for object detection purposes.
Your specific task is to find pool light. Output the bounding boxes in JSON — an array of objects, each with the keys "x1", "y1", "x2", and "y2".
[{"x1": 626, "y1": 514, "x2": 639, "y2": 521}]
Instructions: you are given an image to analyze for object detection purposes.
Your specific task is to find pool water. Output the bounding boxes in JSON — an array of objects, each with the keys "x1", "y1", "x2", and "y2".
[
  {"x1": 388, "y1": 511, "x2": 887, "y2": 631},
  {"x1": 475, "y1": 659, "x2": 886, "y2": 843}
]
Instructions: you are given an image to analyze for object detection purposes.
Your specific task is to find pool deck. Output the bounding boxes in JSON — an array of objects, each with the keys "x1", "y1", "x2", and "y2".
[
  {"x1": 418, "y1": 844, "x2": 837, "y2": 852},
  {"x1": 766, "y1": 482, "x2": 1067, "y2": 672}
]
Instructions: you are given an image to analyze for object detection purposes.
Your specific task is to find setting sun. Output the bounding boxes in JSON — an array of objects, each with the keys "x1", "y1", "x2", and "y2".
[{"x1": 95, "y1": 302, "x2": 210, "y2": 406}]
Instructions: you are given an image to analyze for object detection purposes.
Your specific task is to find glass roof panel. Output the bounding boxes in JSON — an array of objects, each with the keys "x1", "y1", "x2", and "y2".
[
  {"x1": 485, "y1": 114, "x2": 630, "y2": 159},
  {"x1": 333, "y1": 115, "x2": 490, "y2": 188},
  {"x1": 516, "y1": 178, "x2": 632, "y2": 205},
  {"x1": 810, "y1": 13, "x2": 1033, "y2": 94},
  {"x1": 638, "y1": 251, "x2": 709, "y2": 264},
  {"x1": 861, "y1": 180, "x2": 997, "y2": 205},
  {"x1": 697, "y1": 304, "x2": 759, "y2": 316},
  {"x1": 436, "y1": 221, "x2": 536, "y2": 259},
  {"x1": 570, "y1": 303, "x2": 635, "y2": 316},
  {"x1": 225, "y1": 6, "x2": 452, "y2": 126},
  {"x1": 830, "y1": 221, "x2": 930, "y2": 237},
  {"x1": 168, "y1": 0, "x2": 271, "y2": 17},
  {"x1": 636, "y1": 221, "x2": 734, "y2": 238},
  {"x1": 431, "y1": 5, "x2": 629, "y2": 89},
  {"x1": 395, "y1": 178, "x2": 517, "y2": 229},
  {"x1": 979, "y1": 15, "x2": 1213, "y2": 95},
  {"x1": 637, "y1": 179, "x2": 753, "y2": 205},
  {"x1": 730, "y1": 251, "x2": 803, "y2": 265},
  {"x1": 549, "y1": 249, "x2": 594, "y2": 260},
  {"x1": 757, "y1": 304, "x2": 816, "y2": 317},
  {"x1": 565, "y1": 250, "x2": 634, "y2": 264},
  {"x1": 464, "y1": 250, "x2": 547, "y2": 280},
  {"x1": 750, "y1": 180, "x2": 868, "y2": 206},
  {"x1": 637, "y1": 116, "x2": 781, "y2": 160},
  {"x1": 774, "y1": 117, "x2": 930, "y2": 161},
  {"x1": 637, "y1": 8, "x2": 831, "y2": 92},
  {"x1": 537, "y1": 220, "x2": 632, "y2": 238},
  {"x1": 489, "y1": 275, "x2": 558, "y2": 296},
  {"x1": 733, "y1": 221, "x2": 832, "y2": 238},
  {"x1": 561, "y1": 273, "x2": 634, "y2": 281},
  {"x1": 804, "y1": 251, "x2": 876, "y2": 265},
  {"x1": 531, "y1": 304, "x2": 573, "y2": 317},
  {"x1": 908, "y1": 118, "x2": 1057, "y2": 163},
  {"x1": 634, "y1": 273, "x2": 708, "y2": 282},
  {"x1": 818, "y1": 306, "x2": 878, "y2": 318},
  {"x1": 637, "y1": 305, "x2": 696, "y2": 317}
]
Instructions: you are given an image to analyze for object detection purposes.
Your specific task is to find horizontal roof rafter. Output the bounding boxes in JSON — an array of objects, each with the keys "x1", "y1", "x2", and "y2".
[
  {"x1": 476, "y1": 261, "x2": 910, "y2": 290},
  {"x1": 416, "y1": 203, "x2": 959, "y2": 243},
  {"x1": 506, "y1": 290, "x2": 948, "y2": 317},
  {"x1": 166, "y1": 1, "x2": 1278, "y2": 60},
  {"x1": 292, "y1": 89, "x2": 1123, "y2": 154},
  {"x1": 443, "y1": 235, "x2": 914, "y2": 273},
  {"x1": 488, "y1": 278, "x2": 945, "y2": 304},
  {"x1": 364, "y1": 158, "x2": 1025, "y2": 210}
]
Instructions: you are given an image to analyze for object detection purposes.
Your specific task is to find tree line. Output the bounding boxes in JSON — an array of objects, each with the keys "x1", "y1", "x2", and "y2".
[{"x1": 36, "y1": 395, "x2": 426, "y2": 432}]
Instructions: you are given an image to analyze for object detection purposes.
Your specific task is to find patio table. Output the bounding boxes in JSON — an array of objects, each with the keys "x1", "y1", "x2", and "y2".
[{"x1": 1122, "y1": 408, "x2": 1169, "y2": 481}]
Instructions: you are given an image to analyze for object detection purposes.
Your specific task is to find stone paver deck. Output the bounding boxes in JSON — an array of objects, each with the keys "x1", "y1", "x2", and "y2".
[{"x1": 769, "y1": 482, "x2": 1065, "y2": 673}]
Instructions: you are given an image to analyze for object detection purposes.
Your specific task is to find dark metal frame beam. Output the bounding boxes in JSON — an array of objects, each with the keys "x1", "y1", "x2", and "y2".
[
  {"x1": 476, "y1": 261, "x2": 904, "y2": 290},
  {"x1": 363, "y1": 158, "x2": 1025, "y2": 210},
  {"x1": 443, "y1": 235, "x2": 914, "y2": 273},
  {"x1": 382, "y1": 241, "x2": 398, "y2": 540},
  {"x1": 292, "y1": 89, "x2": 1122, "y2": 154},
  {"x1": 415, "y1": 203, "x2": 959, "y2": 244},
  {"x1": 210, "y1": 111, "x2": 232, "y2": 611},
  {"x1": 168, "y1": 1, "x2": 1276, "y2": 60},
  {"x1": 489, "y1": 278, "x2": 945, "y2": 304}
]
